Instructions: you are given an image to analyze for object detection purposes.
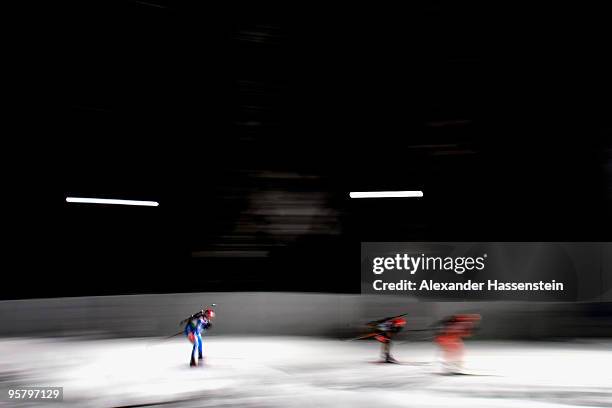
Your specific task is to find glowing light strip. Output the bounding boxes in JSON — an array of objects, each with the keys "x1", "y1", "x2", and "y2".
[
  {"x1": 66, "y1": 197, "x2": 159, "y2": 206},
  {"x1": 349, "y1": 191, "x2": 423, "y2": 199}
]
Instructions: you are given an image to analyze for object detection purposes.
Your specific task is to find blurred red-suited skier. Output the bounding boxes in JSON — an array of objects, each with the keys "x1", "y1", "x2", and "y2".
[{"x1": 434, "y1": 314, "x2": 480, "y2": 374}]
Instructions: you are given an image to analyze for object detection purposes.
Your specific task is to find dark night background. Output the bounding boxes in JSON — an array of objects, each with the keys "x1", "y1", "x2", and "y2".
[{"x1": 7, "y1": 2, "x2": 612, "y2": 299}]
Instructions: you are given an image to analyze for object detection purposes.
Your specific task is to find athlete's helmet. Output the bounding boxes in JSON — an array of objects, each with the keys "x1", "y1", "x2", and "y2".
[
  {"x1": 391, "y1": 317, "x2": 406, "y2": 328},
  {"x1": 204, "y1": 309, "x2": 215, "y2": 319},
  {"x1": 456, "y1": 313, "x2": 480, "y2": 322}
]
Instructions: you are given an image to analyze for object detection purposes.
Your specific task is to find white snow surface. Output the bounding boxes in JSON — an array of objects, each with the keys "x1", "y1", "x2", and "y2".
[{"x1": 1, "y1": 337, "x2": 611, "y2": 407}]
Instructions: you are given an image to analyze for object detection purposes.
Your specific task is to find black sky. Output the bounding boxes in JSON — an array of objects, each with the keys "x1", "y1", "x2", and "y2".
[{"x1": 7, "y1": 2, "x2": 612, "y2": 299}]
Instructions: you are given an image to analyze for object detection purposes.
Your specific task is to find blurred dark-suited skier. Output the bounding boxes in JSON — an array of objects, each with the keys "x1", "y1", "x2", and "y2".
[
  {"x1": 375, "y1": 316, "x2": 407, "y2": 363},
  {"x1": 352, "y1": 313, "x2": 408, "y2": 363}
]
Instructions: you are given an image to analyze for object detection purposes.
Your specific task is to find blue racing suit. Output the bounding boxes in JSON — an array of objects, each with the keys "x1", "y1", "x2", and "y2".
[{"x1": 184, "y1": 316, "x2": 211, "y2": 364}]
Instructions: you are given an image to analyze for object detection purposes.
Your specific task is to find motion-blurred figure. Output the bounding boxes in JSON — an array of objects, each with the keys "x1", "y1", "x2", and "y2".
[
  {"x1": 434, "y1": 313, "x2": 480, "y2": 374},
  {"x1": 351, "y1": 313, "x2": 407, "y2": 363},
  {"x1": 355, "y1": 314, "x2": 408, "y2": 363},
  {"x1": 183, "y1": 308, "x2": 214, "y2": 367},
  {"x1": 375, "y1": 316, "x2": 407, "y2": 363}
]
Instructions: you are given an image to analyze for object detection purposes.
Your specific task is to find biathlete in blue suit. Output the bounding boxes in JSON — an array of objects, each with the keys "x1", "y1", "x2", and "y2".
[{"x1": 184, "y1": 308, "x2": 214, "y2": 367}]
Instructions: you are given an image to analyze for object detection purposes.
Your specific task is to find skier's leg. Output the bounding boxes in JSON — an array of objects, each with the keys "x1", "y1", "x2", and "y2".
[
  {"x1": 376, "y1": 333, "x2": 396, "y2": 363},
  {"x1": 198, "y1": 335, "x2": 203, "y2": 360},
  {"x1": 190, "y1": 340, "x2": 198, "y2": 367},
  {"x1": 437, "y1": 335, "x2": 453, "y2": 373},
  {"x1": 375, "y1": 334, "x2": 386, "y2": 361},
  {"x1": 444, "y1": 337, "x2": 462, "y2": 373},
  {"x1": 453, "y1": 339, "x2": 465, "y2": 373},
  {"x1": 434, "y1": 336, "x2": 442, "y2": 371},
  {"x1": 385, "y1": 339, "x2": 398, "y2": 363}
]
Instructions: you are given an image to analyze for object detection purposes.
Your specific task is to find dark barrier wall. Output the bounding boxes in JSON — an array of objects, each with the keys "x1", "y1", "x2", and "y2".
[{"x1": 1, "y1": 292, "x2": 611, "y2": 339}]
